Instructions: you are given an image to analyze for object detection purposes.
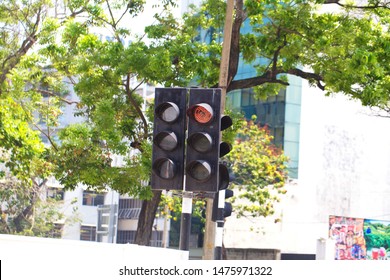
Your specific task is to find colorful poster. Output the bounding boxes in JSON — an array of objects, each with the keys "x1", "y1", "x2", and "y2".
[
  {"x1": 364, "y1": 219, "x2": 390, "y2": 260},
  {"x1": 329, "y1": 215, "x2": 390, "y2": 260},
  {"x1": 329, "y1": 215, "x2": 365, "y2": 260}
]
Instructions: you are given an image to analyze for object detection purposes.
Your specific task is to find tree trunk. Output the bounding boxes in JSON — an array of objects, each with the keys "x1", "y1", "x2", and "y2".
[
  {"x1": 228, "y1": 0, "x2": 245, "y2": 86},
  {"x1": 134, "y1": 190, "x2": 162, "y2": 246},
  {"x1": 13, "y1": 179, "x2": 46, "y2": 233}
]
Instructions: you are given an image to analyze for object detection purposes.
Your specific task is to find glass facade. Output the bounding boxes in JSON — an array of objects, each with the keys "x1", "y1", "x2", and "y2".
[
  {"x1": 234, "y1": 88, "x2": 286, "y2": 147},
  {"x1": 227, "y1": 80, "x2": 301, "y2": 179},
  {"x1": 284, "y1": 75, "x2": 302, "y2": 178}
]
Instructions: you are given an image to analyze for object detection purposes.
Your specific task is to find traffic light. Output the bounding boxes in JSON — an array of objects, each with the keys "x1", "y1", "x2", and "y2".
[
  {"x1": 151, "y1": 88, "x2": 187, "y2": 190},
  {"x1": 212, "y1": 113, "x2": 234, "y2": 222},
  {"x1": 185, "y1": 88, "x2": 222, "y2": 192},
  {"x1": 218, "y1": 114, "x2": 233, "y2": 190},
  {"x1": 212, "y1": 188, "x2": 234, "y2": 222}
]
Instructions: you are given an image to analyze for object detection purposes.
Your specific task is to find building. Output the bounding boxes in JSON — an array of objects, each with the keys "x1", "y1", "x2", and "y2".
[{"x1": 223, "y1": 72, "x2": 390, "y2": 259}]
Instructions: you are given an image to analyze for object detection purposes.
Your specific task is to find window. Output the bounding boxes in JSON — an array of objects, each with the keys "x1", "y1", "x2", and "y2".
[
  {"x1": 80, "y1": 225, "x2": 96, "y2": 241},
  {"x1": 47, "y1": 187, "x2": 64, "y2": 201},
  {"x1": 47, "y1": 223, "x2": 63, "y2": 238},
  {"x1": 118, "y1": 199, "x2": 143, "y2": 219},
  {"x1": 119, "y1": 198, "x2": 143, "y2": 209},
  {"x1": 150, "y1": 231, "x2": 163, "y2": 247},
  {"x1": 117, "y1": 230, "x2": 136, "y2": 244},
  {"x1": 116, "y1": 230, "x2": 163, "y2": 247},
  {"x1": 239, "y1": 88, "x2": 286, "y2": 147},
  {"x1": 82, "y1": 190, "x2": 105, "y2": 206}
]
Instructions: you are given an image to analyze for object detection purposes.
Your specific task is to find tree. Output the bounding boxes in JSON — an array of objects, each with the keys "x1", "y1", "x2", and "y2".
[
  {"x1": 1, "y1": 0, "x2": 389, "y2": 246},
  {"x1": 0, "y1": 174, "x2": 76, "y2": 237},
  {"x1": 0, "y1": 0, "x2": 81, "y2": 237},
  {"x1": 0, "y1": 0, "x2": 196, "y2": 245},
  {"x1": 186, "y1": 0, "x2": 390, "y2": 109},
  {"x1": 226, "y1": 117, "x2": 289, "y2": 220},
  {"x1": 40, "y1": 0, "x2": 208, "y2": 245}
]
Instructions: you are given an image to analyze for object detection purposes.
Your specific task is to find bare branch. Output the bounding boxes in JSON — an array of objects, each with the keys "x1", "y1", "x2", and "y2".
[
  {"x1": 369, "y1": 106, "x2": 390, "y2": 118},
  {"x1": 125, "y1": 75, "x2": 149, "y2": 147}
]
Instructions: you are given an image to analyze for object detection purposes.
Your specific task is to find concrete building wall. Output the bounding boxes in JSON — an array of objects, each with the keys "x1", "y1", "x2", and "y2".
[{"x1": 224, "y1": 78, "x2": 390, "y2": 255}]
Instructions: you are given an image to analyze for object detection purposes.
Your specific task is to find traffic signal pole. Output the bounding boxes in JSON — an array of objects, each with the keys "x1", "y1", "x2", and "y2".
[
  {"x1": 219, "y1": 0, "x2": 235, "y2": 104},
  {"x1": 179, "y1": 190, "x2": 193, "y2": 251},
  {"x1": 203, "y1": 0, "x2": 235, "y2": 260},
  {"x1": 214, "y1": 189, "x2": 226, "y2": 259}
]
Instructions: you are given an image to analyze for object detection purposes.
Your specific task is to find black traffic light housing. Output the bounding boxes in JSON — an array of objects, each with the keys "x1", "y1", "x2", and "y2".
[
  {"x1": 151, "y1": 88, "x2": 187, "y2": 190},
  {"x1": 185, "y1": 88, "x2": 222, "y2": 192},
  {"x1": 212, "y1": 160, "x2": 235, "y2": 222},
  {"x1": 212, "y1": 116, "x2": 234, "y2": 221},
  {"x1": 212, "y1": 186, "x2": 234, "y2": 222}
]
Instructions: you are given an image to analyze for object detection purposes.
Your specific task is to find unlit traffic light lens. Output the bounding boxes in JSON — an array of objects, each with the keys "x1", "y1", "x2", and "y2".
[
  {"x1": 153, "y1": 158, "x2": 176, "y2": 179},
  {"x1": 156, "y1": 102, "x2": 180, "y2": 123},
  {"x1": 187, "y1": 160, "x2": 211, "y2": 181},
  {"x1": 188, "y1": 132, "x2": 212, "y2": 153},
  {"x1": 154, "y1": 131, "x2": 178, "y2": 151}
]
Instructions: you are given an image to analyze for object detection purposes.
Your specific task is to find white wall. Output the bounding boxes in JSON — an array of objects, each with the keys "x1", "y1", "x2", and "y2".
[
  {"x1": 299, "y1": 82, "x2": 390, "y2": 215},
  {"x1": 224, "y1": 80, "x2": 390, "y2": 255},
  {"x1": 0, "y1": 234, "x2": 188, "y2": 280},
  {"x1": 60, "y1": 186, "x2": 120, "y2": 240}
]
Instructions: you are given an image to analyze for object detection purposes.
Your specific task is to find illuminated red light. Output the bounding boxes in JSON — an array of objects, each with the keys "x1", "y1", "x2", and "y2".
[{"x1": 188, "y1": 103, "x2": 214, "y2": 124}]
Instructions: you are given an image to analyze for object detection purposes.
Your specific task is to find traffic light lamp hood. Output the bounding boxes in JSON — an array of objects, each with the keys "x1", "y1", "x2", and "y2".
[
  {"x1": 218, "y1": 163, "x2": 230, "y2": 190},
  {"x1": 221, "y1": 115, "x2": 233, "y2": 131}
]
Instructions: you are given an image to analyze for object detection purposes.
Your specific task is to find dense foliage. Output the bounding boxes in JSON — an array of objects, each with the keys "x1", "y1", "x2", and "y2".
[{"x1": 1, "y1": 0, "x2": 389, "y2": 240}]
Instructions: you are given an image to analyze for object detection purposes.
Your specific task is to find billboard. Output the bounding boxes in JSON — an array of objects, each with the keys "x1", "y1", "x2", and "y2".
[{"x1": 329, "y1": 215, "x2": 390, "y2": 260}]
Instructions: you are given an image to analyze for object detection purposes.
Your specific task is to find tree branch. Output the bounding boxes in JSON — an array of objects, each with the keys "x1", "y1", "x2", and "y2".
[
  {"x1": 125, "y1": 75, "x2": 149, "y2": 149},
  {"x1": 35, "y1": 89, "x2": 79, "y2": 105},
  {"x1": 32, "y1": 122, "x2": 58, "y2": 152},
  {"x1": 228, "y1": 68, "x2": 325, "y2": 92},
  {"x1": 287, "y1": 68, "x2": 325, "y2": 90},
  {"x1": 105, "y1": 0, "x2": 123, "y2": 44},
  {"x1": 228, "y1": 72, "x2": 289, "y2": 91},
  {"x1": 0, "y1": 6, "x2": 42, "y2": 91}
]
